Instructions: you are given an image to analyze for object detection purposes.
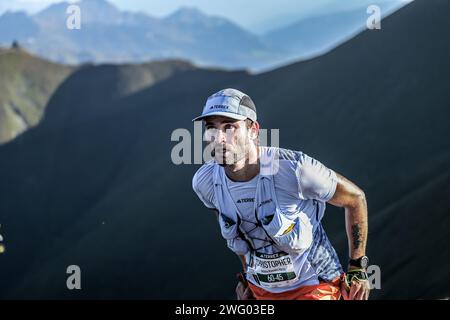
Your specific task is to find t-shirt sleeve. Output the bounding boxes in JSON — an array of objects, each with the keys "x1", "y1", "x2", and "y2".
[
  {"x1": 192, "y1": 163, "x2": 216, "y2": 209},
  {"x1": 295, "y1": 153, "x2": 338, "y2": 202}
]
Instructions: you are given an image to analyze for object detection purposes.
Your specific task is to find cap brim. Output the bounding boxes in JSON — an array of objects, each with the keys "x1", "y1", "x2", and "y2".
[{"x1": 192, "y1": 111, "x2": 247, "y2": 122}]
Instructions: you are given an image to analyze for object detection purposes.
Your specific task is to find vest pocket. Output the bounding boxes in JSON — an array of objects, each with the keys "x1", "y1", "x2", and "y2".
[
  {"x1": 219, "y1": 212, "x2": 249, "y2": 255},
  {"x1": 218, "y1": 212, "x2": 237, "y2": 239},
  {"x1": 262, "y1": 209, "x2": 313, "y2": 254}
]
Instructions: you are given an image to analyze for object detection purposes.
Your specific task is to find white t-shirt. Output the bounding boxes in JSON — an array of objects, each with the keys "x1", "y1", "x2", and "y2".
[
  {"x1": 192, "y1": 147, "x2": 337, "y2": 212},
  {"x1": 192, "y1": 146, "x2": 342, "y2": 291},
  {"x1": 226, "y1": 173, "x2": 258, "y2": 221}
]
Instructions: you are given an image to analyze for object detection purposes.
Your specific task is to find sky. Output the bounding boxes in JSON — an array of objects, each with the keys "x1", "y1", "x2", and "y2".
[{"x1": 0, "y1": 0, "x2": 413, "y2": 33}]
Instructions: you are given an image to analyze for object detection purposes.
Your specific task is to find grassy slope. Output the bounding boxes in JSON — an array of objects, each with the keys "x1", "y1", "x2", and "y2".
[{"x1": 0, "y1": 48, "x2": 74, "y2": 143}]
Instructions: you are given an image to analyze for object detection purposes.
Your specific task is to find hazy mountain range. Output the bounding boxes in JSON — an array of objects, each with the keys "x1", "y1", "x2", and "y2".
[
  {"x1": 0, "y1": 0, "x2": 449, "y2": 299},
  {"x1": 0, "y1": 0, "x2": 405, "y2": 71},
  {"x1": 0, "y1": 0, "x2": 406, "y2": 144}
]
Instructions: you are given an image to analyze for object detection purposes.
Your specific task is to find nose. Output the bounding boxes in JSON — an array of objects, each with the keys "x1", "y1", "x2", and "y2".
[
  {"x1": 216, "y1": 129, "x2": 228, "y2": 144},
  {"x1": 207, "y1": 128, "x2": 227, "y2": 144}
]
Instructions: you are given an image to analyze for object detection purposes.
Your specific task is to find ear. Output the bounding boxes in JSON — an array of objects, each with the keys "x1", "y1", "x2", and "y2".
[{"x1": 248, "y1": 121, "x2": 260, "y2": 140}]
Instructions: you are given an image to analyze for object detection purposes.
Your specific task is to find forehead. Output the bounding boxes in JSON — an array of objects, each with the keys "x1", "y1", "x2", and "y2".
[{"x1": 204, "y1": 116, "x2": 242, "y2": 126}]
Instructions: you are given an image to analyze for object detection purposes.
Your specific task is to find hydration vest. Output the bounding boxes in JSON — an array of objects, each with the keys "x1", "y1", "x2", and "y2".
[
  {"x1": 211, "y1": 146, "x2": 344, "y2": 288},
  {"x1": 212, "y1": 146, "x2": 316, "y2": 257}
]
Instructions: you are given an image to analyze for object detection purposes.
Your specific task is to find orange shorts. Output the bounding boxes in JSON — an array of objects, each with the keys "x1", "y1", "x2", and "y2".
[{"x1": 248, "y1": 275, "x2": 344, "y2": 300}]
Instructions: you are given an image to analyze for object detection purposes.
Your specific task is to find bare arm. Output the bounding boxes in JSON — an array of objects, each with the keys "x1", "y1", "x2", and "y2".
[
  {"x1": 327, "y1": 173, "x2": 368, "y2": 260},
  {"x1": 238, "y1": 255, "x2": 247, "y2": 272},
  {"x1": 327, "y1": 172, "x2": 370, "y2": 300}
]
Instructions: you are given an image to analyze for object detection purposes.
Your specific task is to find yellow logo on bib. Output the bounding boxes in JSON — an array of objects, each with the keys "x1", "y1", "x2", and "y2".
[{"x1": 281, "y1": 222, "x2": 296, "y2": 236}]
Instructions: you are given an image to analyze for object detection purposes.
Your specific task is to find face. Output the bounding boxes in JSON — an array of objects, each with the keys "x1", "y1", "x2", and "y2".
[{"x1": 204, "y1": 116, "x2": 253, "y2": 166}]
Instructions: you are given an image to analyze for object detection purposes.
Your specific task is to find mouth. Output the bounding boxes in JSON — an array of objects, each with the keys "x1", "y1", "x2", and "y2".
[
  {"x1": 216, "y1": 150, "x2": 227, "y2": 157},
  {"x1": 212, "y1": 145, "x2": 231, "y2": 159}
]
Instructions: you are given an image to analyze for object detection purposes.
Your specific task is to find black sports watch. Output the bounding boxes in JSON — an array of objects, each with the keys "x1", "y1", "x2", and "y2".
[{"x1": 349, "y1": 256, "x2": 369, "y2": 269}]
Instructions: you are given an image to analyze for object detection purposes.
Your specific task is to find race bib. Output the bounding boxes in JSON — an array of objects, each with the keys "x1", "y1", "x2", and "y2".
[{"x1": 248, "y1": 251, "x2": 299, "y2": 289}]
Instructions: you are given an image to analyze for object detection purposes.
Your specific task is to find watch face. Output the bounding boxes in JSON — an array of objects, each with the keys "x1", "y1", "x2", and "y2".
[{"x1": 361, "y1": 256, "x2": 369, "y2": 268}]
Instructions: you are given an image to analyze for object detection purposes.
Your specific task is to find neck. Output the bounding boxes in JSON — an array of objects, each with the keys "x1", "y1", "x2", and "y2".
[{"x1": 224, "y1": 145, "x2": 260, "y2": 182}]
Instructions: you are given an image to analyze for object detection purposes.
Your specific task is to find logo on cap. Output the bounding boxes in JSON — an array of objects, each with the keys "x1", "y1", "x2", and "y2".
[{"x1": 209, "y1": 105, "x2": 229, "y2": 110}]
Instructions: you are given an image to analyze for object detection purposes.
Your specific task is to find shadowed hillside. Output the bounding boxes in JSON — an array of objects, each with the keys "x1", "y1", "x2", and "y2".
[{"x1": 369, "y1": 169, "x2": 450, "y2": 299}]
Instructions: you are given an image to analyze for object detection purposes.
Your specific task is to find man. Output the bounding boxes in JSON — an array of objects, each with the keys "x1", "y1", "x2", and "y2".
[{"x1": 192, "y1": 88, "x2": 370, "y2": 300}]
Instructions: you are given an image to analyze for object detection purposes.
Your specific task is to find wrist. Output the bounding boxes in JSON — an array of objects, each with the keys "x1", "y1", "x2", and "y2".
[
  {"x1": 348, "y1": 255, "x2": 369, "y2": 269},
  {"x1": 348, "y1": 265, "x2": 366, "y2": 272}
]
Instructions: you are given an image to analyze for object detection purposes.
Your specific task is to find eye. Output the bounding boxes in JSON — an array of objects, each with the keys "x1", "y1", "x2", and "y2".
[
  {"x1": 204, "y1": 127, "x2": 218, "y2": 141},
  {"x1": 224, "y1": 124, "x2": 236, "y2": 131}
]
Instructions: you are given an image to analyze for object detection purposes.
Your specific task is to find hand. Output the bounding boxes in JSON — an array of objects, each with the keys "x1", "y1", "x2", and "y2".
[
  {"x1": 340, "y1": 268, "x2": 371, "y2": 300},
  {"x1": 341, "y1": 279, "x2": 370, "y2": 300},
  {"x1": 236, "y1": 281, "x2": 255, "y2": 300},
  {"x1": 235, "y1": 272, "x2": 255, "y2": 300}
]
